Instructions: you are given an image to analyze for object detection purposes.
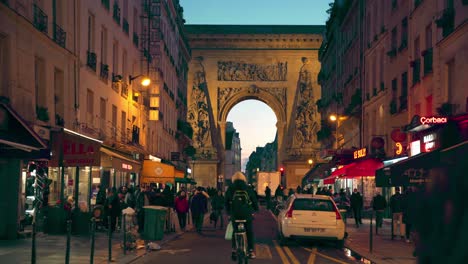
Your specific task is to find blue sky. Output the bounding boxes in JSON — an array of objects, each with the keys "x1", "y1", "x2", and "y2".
[{"x1": 180, "y1": 0, "x2": 330, "y2": 170}]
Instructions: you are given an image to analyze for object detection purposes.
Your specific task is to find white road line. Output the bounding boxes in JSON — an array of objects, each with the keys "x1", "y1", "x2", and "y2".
[
  {"x1": 307, "y1": 248, "x2": 317, "y2": 264},
  {"x1": 273, "y1": 240, "x2": 291, "y2": 264},
  {"x1": 283, "y1": 246, "x2": 300, "y2": 264}
]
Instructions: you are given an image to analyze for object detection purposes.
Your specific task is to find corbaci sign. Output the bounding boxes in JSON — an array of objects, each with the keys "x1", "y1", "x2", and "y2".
[{"x1": 420, "y1": 116, "x2": 448, "y2": 125}]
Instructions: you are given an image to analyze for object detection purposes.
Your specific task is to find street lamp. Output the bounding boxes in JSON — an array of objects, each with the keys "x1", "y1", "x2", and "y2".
[
  {"x1": 329, "y1": 114, "x2": 347, "y2": 150},
  {"x1": 308, "y1": 159, "x2": 313, "y2": 168},
  {"x1": 129, "y1": 75, "x2": 151, "y2": 87}
]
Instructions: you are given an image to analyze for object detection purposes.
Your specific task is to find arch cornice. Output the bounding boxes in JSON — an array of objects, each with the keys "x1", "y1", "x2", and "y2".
[{"x1": 217, "y1": 85, "x2": 287, "y2": 124}]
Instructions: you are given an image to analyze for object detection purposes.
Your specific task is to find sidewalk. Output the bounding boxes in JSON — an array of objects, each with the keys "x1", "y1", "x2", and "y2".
[
  {"x1": 0, "y1": 226, "x2": 182, "y2": 264},
  {"x1": 344, "y1": 218, "x2": 417, "y2": 264}
]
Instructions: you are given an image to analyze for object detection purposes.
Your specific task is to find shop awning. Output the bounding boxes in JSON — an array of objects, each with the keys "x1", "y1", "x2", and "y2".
[
  {"x1": 323, "y1": 175, "x2": 339, "y2": 185},
  {"x1": 330, "y1": 163, "x2": 356, "y2": 177},
  {"x1": 101, "y1": 146, "x2": 141, "y2": 173},
  {"x1": 141, "y1": 160, "x2": 176, "y2": 184},
  {"x1": 345, "y1": 158, "x2": 383, "y2": 177},
  {"x1": 302, "y1": 163, "x2": 333, "y2": 185},
  {"x1": 0, "y1": 103, "x2": 47, "y2": 153},
  {"x1": 175, "y1": 169, "x2": 185, "y2": 178}
]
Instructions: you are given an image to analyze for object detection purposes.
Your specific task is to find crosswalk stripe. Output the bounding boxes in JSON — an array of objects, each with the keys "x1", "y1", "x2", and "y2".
[
  {"x1": 307, "y1": 247, "x2": 317, "y2": 264},
  {"x1": 283, "y1": 246, "x2": 300, "y2": 264},
  {"x1": 273, "y1": 240, "x2": 291, "y2": 264}
]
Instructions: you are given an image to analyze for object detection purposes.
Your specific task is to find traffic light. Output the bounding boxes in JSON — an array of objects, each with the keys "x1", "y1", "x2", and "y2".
[{"x1": 280, "y1": 167, "x2": 284, "y2": 177}]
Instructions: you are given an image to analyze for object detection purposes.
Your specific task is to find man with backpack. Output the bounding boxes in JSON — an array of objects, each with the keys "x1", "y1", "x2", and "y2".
[{"x1": 225, "y1": 171, "x2": 259, "y2": 260}]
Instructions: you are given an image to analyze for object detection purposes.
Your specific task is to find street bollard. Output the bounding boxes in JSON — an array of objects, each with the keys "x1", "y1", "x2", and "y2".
[
  {"x1": 369, "y1": 212, "x2": 373, "y2": 253},
  {"x1": 123, "y1": 213, "x2": 127, "y2": 255},
  {"x1": 31, "y1": 222, "x2": 36, "y2": 264},
  {"x1": 65, "y1": 220, "x2": 71, "y2": 264},
  {"x1": 90, "y1": 218, "x2": 96, "y2": 264},
  {"x1": 108, "y1": 216, "x2": 112, "y2": 262}
]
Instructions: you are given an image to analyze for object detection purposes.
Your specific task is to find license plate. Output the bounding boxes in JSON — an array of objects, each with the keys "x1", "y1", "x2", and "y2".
[{"x1": 304, "y1": 228, "x2": 324, "y2": 233}]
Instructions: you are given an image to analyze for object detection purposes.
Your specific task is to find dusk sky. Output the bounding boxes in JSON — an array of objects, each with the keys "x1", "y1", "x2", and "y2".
[{"x1": 180, "y1": 0, "x2": 330, "y2": 170}]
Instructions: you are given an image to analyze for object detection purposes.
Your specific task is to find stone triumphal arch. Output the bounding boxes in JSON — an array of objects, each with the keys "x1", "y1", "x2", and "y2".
[{"x1": 185, "y1": 25, "x2": 324, "y2": 189}]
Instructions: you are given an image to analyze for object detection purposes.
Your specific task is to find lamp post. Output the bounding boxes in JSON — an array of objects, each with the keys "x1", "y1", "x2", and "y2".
[{"x1": 308, "y1": 159, "x2": 313, "y2": 168}]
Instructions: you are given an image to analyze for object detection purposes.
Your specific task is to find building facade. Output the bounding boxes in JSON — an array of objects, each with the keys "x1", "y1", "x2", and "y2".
[{"x1": 224, "y1": 121, "x2": 241, "y2": 183}]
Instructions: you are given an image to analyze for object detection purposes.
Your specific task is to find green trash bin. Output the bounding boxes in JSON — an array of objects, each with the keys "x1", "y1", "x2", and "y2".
[{"x1": 143, "y1": 206, "x2": 167, "y2": 240}]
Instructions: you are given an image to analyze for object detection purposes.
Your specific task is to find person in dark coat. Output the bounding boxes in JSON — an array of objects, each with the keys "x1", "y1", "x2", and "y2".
[
  {"x1": 225, "y1": 171, "x2": 259, "y2": 260},
  {"x1": 350, "y1": 188, "x2": 363, "y2": 227},
  {"x1": 274, "y1": 185, "x2": 284, "y2": 201},
  {"x1": 190, "y1": 187, "x2": 208, "y2": 233},
  {"x1": 265, "y1": 186, "x2": 272, "y2": 209},
  {"x1": 211, "y1": 190, "x2": 225, "y2": 229},
  {"x1": 96, "y1": 185, "x2": 106, "y2": 205},
  {"x1": 390, "y1": 187, "x2": 405, "y2": 239},
  {"x1": 372, "y1": 191, "x2": 387, "y2": 230},
  {"x1": 105, "y1": 188, "x2": 120, "y2": 232}
]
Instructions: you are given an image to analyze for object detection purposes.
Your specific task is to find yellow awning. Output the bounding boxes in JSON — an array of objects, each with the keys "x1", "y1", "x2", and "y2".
[
  {"x1": 175, "y1": 170, "x2": 185, "y2": 178},
  {"x1": 140, "y1": 176, "x2": 174, "y2": 185},
  {"x1": 141, "y1": 160, "x2": 175, "y2": 185}
]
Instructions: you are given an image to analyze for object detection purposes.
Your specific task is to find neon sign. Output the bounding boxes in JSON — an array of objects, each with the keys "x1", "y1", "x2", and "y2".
[
  {"x1": 420, "y1": 116, "x2": 448, "y2": 125},
  {"x1": 353, "y1": 148, "x2": 367, "y2": 159},
  {"x1": 422, "y1": 133, "x2": 437, "y2": 152},
  {"x1": 122, "y1": 163, "x2": 133, "y2": 170},
  {"x1": 395, "y1": 142, "x2": 403, "y2": 155}
]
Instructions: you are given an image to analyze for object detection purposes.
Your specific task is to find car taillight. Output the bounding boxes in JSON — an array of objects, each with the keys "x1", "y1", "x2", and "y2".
[
  {"x1": 285, "y1": 207, "x2": 294, "y2": 218},
  {"x1": 334, "y1": 205, "x2": 342, "y2": 220}
]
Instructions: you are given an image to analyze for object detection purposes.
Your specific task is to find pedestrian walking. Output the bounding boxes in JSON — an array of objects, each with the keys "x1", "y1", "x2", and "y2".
[
  {"x1": 174, "y1": 191, "x2": 189, "y2": 231},
  {"x1": 274, "y1": 185, "x2": 284, "y2": 202},
  {"x1": 390, "y1": 187, "x2": 405, "y2": 239},
  {"x1": 372, "y1": 191, "x2": 387, "y2": 233},
  {"x1": 190, "y1": 187, "x2": 208, "y2": 234},
  {"x1": 296, "y1": 185, "x2": 302, "y2": 194},
  {"x1": 350, "y1": 188, "x2": 363, "y2": 227},
  {"x1": 288, "y1": 188, "x2": 295, "y2": 197},
  {"x1": 135, "y1": 185, "x2": 148, "y2": 233},
  {"x1": 211, "y1": 190, "x2": 225, "y2": 229},
  {"x1": 265, "y1": 186, "x2": 272, "y2": 209},
  {"x1": 402, "y1": 187, "x2": 416, "y2": 243},
  {"x1": 105, "y1": 188, "x2": 120, "y2": 232}
]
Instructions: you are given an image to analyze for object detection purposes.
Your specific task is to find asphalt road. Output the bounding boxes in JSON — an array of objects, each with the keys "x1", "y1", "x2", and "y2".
[{"x1": 135, "y1": 208, "x2": 360, "y2": 264}]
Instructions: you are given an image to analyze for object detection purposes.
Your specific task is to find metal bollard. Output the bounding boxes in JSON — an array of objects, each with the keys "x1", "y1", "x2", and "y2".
[
  {"x1": 123, "y1": 213, "x2": 127, "y2": 255},
  {"x1": 108, "y1": 216, "x2": 112, "y2": 262},
  {"x1": 31, "y1": 222, "x2": 36, "y2": 264},
  {"x1": 65, "y1": 220, "x2": 71, "y2": 264},
  {"x1": 90, "y1": 218, "x2": 96, "y2": 264},
  {"x1": 369, "y1": 212, "x2": 373, "y2": 253}
]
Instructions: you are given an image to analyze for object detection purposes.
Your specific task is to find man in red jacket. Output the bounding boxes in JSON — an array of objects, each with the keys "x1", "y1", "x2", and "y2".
[{"x1": 174, "y1": 190, "x2": 189, "y2": 231}]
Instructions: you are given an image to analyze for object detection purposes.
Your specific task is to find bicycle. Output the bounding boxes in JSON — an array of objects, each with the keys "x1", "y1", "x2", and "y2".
[{"x1": 233, "y1": 219, "x2": 249, "y2": 264}]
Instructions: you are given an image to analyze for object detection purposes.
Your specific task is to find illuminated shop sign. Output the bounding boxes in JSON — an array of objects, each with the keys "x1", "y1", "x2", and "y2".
[
  {"x1": 410, "y1": 140, "x2": 421, "y2": 157},
  {"x1": 422, "y1": 133, "x2": 438, "y2": 152},
  {"x1": 353, "y1": 148, "x2": 367, "y2": 159},
  {"x1": 420, "y1": 116, "x2": 448, "y2": 125},
  {"x1": 122, "y1": 163, "x2": 133, "y2": 170},
  {"x1": 395, "y1": 142, "x2": 403, "y2": 155}
]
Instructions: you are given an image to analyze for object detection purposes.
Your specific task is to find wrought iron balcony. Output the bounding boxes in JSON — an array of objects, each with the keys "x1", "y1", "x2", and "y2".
[
  {"x1": 123, "y1": 18, "x2": 129, "y2": 35},
  {"x1": 53, "y1": 23, "x2": 66, "y2": 48},
  {"x1": 33, "y1": 4, "x2": 48, "y2": 34},
  {"x1": 86, "y1": 51, "x2": 97, "y2": 71},
  {"x1": 113, "y1": 1, "x2": 121, "y2": 25},
  {"x1": 86, "y1": 50, "x2": 97, "y2": 71},
  {"x1": 436, "y1": 8, "x2": 455, "y2": 38},
  {"x1": 133, "y1": 33, "x2": 139, "y2": 47},
  {"x1": 100, "y1": 63, "x2": 109, "y2": 80}
]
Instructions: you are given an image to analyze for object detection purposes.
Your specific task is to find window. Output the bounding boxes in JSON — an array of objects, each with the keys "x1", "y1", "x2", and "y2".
[
  {"x1": 86, "y1": 89, "x2": 94, "y2": 126},
  {"x1": 121, "y1": 111, "x2": 127, "y2": 142},
  {"x1": 87, "y1": 13, "x2": 95, "y2": 51},
  {"x1": 293, "y1": 199, "x2": 334, "y2": 212},
  {"x1": 34, "y1": 56, "x2": 46, "y2": 108},
  {"x1": 425, "y1": 95, "x2": 433, "y2": 115},
  {"x1": 414, "y1": 36, "x2": 420, "y2": 59},
  {"x1": 0, "y1": 34, "x2": 9, "y2": 97},
  {"x1": 101, "y1": 26, "x2": 107, "y2": 64},
  {"x1": 391, "y1": 27, "x2": 397, "y2": 50},
  {"x1": 112, "y1": 105, "x2": 117, "y2": 138},
  {"x1": 122, "y1": 49, "x2": 127, "y2": 80},
  {"x1": 400, "y1": 72, "x2": 408, "y2": 110},
  {"x1": 401, "y1": 17, "x2": 408, "y2": 48},
  {"x1": 425, "y1": 24, "x2": 432, "y2": 49},
  {"x1": 392, "y1": 0, "x2": 398, "y2": 9},
  {"x1": 112, "y1": 40, "x2": 119, "y2": 74},
  {"x1": 54, "y1": 68, "x2": 64, "y2": 123},
  {"x1": 100, "y1": 98, "x2": 106, "y2": 133}
]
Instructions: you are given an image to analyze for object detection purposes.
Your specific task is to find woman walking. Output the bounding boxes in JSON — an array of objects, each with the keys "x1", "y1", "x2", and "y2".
[
  {"x1": 211, "y1": 190, "x2": 225, "y2": 229},
  {"x1": 174, "y1": 191, "x2": 189, "y2": 231}
]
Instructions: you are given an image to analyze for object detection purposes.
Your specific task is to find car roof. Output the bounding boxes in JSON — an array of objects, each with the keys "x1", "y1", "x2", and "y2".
[{"x1": 293, "y1": 194, "x2": 331, "y2": 200}]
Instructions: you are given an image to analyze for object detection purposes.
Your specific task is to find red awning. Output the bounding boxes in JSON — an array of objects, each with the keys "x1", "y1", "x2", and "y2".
[
  {"x1": 323, "y1": 175, "x2": 338, "y2": 185},
  {"x1": 330, "y1": 163, "x2": 356, "y2": 177},
  {"x1": 344, "y1": 158, "x2": 384, "y2": 177}
]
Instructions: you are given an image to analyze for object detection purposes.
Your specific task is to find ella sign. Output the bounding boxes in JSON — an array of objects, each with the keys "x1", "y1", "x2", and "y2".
[{"x1": 420, "y1": 116, "x2": 448, "y2": 125}]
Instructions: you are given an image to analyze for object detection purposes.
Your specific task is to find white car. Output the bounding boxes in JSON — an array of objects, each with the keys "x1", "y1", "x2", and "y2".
[{"x1": 277, "y1": 194, "x2": 346, "y2": 247}]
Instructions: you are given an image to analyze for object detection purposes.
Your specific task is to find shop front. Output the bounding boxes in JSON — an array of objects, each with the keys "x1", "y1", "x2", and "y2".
[
  {"x1": 0, "y1": 102, "x2": 48, "y2": 239},
  {"x1": 47, "y1": 128, "x2": 102, "y2": 234},
  {"x1": 141, "y1": 160, "x2": 176, "y2": 189},
  {"x1": 99, "y1": 146, "x2": 142, "y2": 194}
]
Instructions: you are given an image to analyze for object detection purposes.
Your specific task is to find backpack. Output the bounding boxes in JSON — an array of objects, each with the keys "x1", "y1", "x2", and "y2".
[{"x1": 230, "y1": 190, "x2": 252, "y2": 219}]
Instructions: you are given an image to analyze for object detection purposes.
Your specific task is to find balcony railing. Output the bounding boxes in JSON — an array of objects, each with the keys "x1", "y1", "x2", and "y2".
[
  {"x1": 133, "y1": 33, "x2": 139, "y2": 47},
  {"x1": 100, "y1": 63, "x2": 109, "y2": 80},
  {"x1": 423, "y1": 48, "x2": 433, "y2": 75},
  {"x1": 113, "y1": 1, "x2": 121, "y2": 25},
  {"x1": 123, "y1": 18, "x2": 129, "y2": 35},
  {"x1": 411, "y1": 59, "x2": 421, "y2": 85},
  {"x1": 53, "y1": 23, "x2": 66, "y2": 48},
  {"x1": 121, "y1": 82, "x2": 128, "y2": 98},
  {"x1": 33, "y1": 4, "x2": 48, "y2": 34},
  {"x1": 436, "y1": 8, "x2": 455, "y2": 38},
  {"x1": 86, "y1": 51, "x2": 97, "y2": 71}
]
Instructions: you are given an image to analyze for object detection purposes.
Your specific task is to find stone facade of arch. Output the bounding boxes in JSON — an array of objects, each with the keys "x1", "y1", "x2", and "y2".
[{"x1": 186, "y1": 25, "x2": 324, "y2": 189}]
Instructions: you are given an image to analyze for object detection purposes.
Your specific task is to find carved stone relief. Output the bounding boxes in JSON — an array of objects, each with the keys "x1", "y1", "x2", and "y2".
[
  {"x1": 188, "y1": 57, "x2": 212, "y2": 149},
  {"x1": 217, "y1": 85, "x2": 287, "y2": 114},
  {"x1": 217, "y1": 61, "x2": 288, "y2": 81},
  {"x1": 291, "y1": 57, "x2": 320, "y2": 149}
]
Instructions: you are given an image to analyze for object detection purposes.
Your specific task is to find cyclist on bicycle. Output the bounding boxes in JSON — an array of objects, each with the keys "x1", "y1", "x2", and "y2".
[{"x1": 225, "y1": 171, "x2": 259, "y2": 260}]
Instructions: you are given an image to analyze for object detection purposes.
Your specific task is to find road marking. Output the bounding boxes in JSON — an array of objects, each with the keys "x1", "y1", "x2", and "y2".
[
  {"x1": 273, "y1": 240, "x2": 291, "y2": 264},
  {"x1": 315, "y1": 252, "x2": 349, "y2": 264},
  {"x1": 158, "y1": 249, "x2": 191, "y2": 255},
  {"x1": 256, "y1": 243, "x2": 273, "y2": 259},
  {"x1": 307, "y1": 248, "x2": 317, "y2": 264},
  {"x1": 283, "y1": 246, "x2": 300, "y2": 264}
]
